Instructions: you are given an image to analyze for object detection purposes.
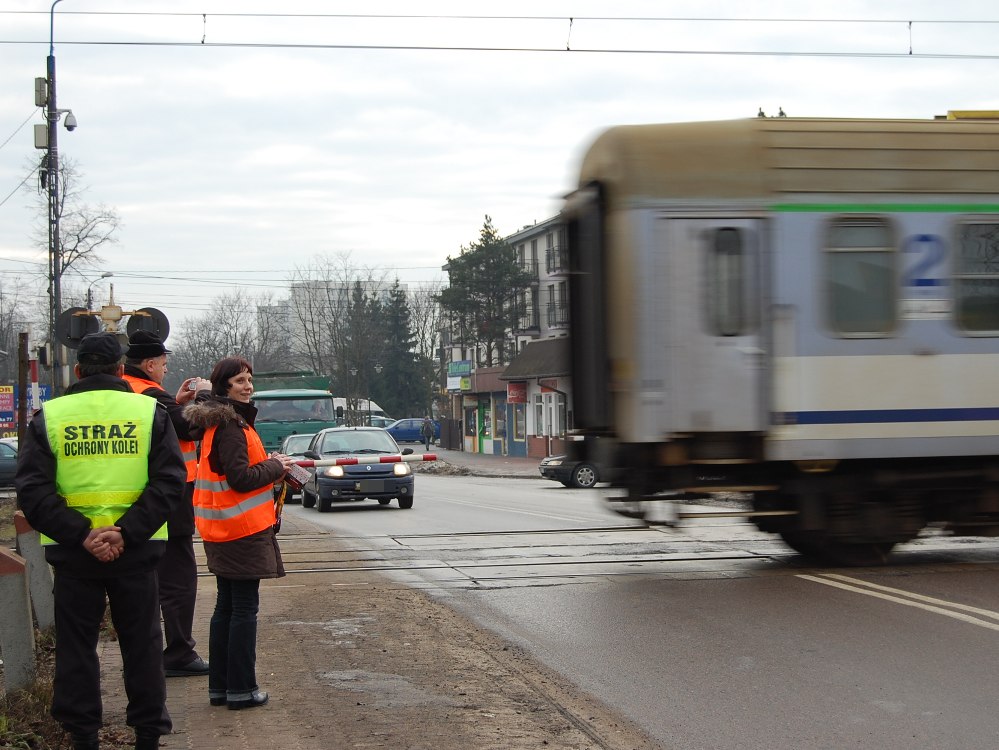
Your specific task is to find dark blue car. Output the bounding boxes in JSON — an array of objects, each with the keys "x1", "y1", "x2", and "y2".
[
  {"x1": 385, "y1": 418, "x2": 440, "y2": 445},
  {"x1": 301, "y1": 427, "x2": 415, "y2": 511}
]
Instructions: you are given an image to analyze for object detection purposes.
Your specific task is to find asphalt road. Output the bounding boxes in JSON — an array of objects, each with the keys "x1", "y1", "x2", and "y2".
[{"x1": 286, "y1": 474, "x2": 999, "y2": 749}]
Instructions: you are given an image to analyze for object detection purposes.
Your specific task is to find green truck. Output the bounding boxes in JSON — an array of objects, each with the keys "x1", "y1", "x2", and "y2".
[
  {"x1": 252, "y1": 371, "x2": 338, "y2": 452},
  {"x1": 252, "y1": 371, "x2": 392, "y2": 452}
]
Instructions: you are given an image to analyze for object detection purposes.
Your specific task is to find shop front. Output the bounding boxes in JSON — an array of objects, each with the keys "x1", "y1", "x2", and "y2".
[{"x1": 500, "y1": 338, "x2": 571, "y2": 459}]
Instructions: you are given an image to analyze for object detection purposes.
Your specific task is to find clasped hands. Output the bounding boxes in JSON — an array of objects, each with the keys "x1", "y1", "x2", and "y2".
[{"x1": 84, "y1": 526, "x2": 124, "y2": 562}]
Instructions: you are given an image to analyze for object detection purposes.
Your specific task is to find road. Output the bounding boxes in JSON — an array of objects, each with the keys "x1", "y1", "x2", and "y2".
[{"x1": 284, "y1": 474, "x2": 999, "y2": 749}]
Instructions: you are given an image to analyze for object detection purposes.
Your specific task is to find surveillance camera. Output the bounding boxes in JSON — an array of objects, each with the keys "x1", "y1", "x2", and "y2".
[{"x1": 64, "y1": 111, "x2": 77, "y2": 131}]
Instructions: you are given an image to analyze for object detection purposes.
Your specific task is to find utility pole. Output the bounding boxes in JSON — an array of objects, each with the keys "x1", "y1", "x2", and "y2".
[{"x1": 39, "y1": 0, "x2": 75, "y2": 395}]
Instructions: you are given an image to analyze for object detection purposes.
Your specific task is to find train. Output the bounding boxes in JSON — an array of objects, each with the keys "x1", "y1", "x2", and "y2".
[{"x1": 562, "y1": 112, "x2": 999, "y2": 564}]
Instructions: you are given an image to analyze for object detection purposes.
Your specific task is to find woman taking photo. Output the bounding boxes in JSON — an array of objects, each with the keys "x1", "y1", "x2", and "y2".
[{"x1": 185, "y1": 356, "x2": 297, "y2": 710}]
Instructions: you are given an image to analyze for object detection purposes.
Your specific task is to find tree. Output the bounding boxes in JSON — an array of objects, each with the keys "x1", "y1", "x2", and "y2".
[
  {"x1": 438, "y1": 216, "x2": 534, "y2": 367},
  {"x1": 378, "y1": 281, "x2": 430, "y2": 418},
  {"x1": 0, "y1": 280, "x2": 26, "y2": 385},
  {"x1": 165, "y1": 289, "x2": 271, "y2": 392},
  {"x1": 28, "y1": 156, "x2": 121, "y2": 284},
  {"x1": 408, "y1": 281, "x2": 445, "y2": 410},
  {"x1": 285, "y1": 253, "x2": 391, "y2": 397}
]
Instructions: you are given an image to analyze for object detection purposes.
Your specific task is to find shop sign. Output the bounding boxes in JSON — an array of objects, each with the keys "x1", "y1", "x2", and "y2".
[{"x1": 507, "y1": 381, "x2": 527, "y2": 403}]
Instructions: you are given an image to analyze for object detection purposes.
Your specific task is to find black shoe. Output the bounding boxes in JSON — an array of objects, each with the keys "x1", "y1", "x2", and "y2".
[
  {"x1": 134, "y1": 734, "x2": 160, "y2": 750},
  {"x1": 209, "y1": 696, "x2": 227, "y2": 707},
  {"x1": 227, "y1": 690, "x2": 269, "y2": 710},
  {"x1": 71, "y1": 734, "x2": 100, "y2": 750},
  {"x1": 165, "y1": 656, "x2": 209, "y2": 677}
]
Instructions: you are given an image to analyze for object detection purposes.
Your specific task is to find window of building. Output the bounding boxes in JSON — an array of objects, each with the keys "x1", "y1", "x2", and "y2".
[
  {"x1": 534, "y1": 393, "x2": 544, "y2": 436},
  {"x1": 955, "y1": 222, "x2": 999, "y2": 333},
  {"x1": 554, "y1": 393, "x2": 566, "y2": 437},
  {"x1": 825, "y1": 218, "x2": 896, "y2": 336}
]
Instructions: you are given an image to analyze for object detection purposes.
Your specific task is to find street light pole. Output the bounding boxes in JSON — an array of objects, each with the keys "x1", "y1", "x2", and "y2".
[
  {"x1": 370, "y1": 363, "x2": 382, "y2": 423},
  {"x1": 349, "y1": 366, "x2": 358, "y2": 425},
  {"x1": 46, "y1": 0, "x2": 67, "y2": 394},
  {"x1": 86, "y1": 271, "x2": 113, "y2": 310}
]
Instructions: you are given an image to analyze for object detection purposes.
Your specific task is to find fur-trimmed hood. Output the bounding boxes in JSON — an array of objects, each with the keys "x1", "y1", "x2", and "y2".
[{"x1": 183, "y1": 397, "x2": 251, "y2": 438}]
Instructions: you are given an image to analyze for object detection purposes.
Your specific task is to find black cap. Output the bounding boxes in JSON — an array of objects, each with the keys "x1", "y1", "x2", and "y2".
[
  {"x1": 125, "y1": 330, "x2": 171, "y2": 360},
  {"x1": 77, "y1": 332, "x2": 122, "y2": 365}
]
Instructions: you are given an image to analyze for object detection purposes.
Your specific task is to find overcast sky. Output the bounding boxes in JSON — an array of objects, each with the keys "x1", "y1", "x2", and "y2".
[{"x1": 2, "y1": 0, "x2": 998, "y2": 343}]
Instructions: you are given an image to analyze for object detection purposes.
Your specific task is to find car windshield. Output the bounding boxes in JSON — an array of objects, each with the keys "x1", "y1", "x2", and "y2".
[
  {"x1": 255, "y1": 398, "x2": 334, "y2": 421},
  {"x1": 319, "y1": 430, "x2": 399, "y2": 455}
]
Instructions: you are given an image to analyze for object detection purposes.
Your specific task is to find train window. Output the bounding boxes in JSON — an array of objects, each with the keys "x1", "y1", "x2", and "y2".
[
  {"x1": 954, "y1": 222, "x2": 999, "y2": 333},
  {"x1": 825, "y1": 218, "x2": 896, "y2": 336},
  {"x1": 705, "y1": 227, "x2": 750, "y2": 336}
]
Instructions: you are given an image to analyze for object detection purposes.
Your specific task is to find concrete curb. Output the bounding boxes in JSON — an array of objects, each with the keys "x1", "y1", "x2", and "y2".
[
  {"x1": 0, "y1": 547, "x2": 36, "y2": 692},
  {"x1": 14, "y1": 511, "x2": 54, "y2": 630}
]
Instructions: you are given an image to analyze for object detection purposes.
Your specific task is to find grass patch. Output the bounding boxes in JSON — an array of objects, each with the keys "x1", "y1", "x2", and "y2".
[{"x1": 0, "y1": 629, "x2": 64, "y2": 750}]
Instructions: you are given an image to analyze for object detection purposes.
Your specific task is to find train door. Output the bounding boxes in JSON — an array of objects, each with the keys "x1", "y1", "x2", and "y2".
[{"x1": 661, "y1": 218, "x2": 767, "y2": 432}]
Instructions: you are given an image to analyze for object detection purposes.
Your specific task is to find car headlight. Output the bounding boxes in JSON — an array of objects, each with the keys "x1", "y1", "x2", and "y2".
[
  {"x1": 323, "y1": 465, "x2": 345, "y2": 478},
  {"x1": 546, "y1": 459, "x2": 563, "y2": 467},
  {"x1": 393, "y1": 462, "x2": 411, "y2": 476}
]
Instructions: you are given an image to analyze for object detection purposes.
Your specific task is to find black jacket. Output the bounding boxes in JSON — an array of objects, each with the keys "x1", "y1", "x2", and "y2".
[
  {"x1": 122, "y1": 363, "x2": 197, "y2": 535},
  {"x1": 15, "y1": 373, "x2": 187, "y2": 578}
]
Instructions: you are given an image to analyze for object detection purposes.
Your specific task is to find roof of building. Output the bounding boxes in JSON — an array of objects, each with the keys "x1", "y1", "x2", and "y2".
[{"x1": 500, "y1": 337, "x2": 569, "y2": 380}]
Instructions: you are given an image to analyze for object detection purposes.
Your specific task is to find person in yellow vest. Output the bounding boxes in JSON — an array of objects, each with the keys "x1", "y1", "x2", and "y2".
[
  {"x1": 183, "y1": 355, "x2": 296, "y2": 710},
  {"x1": 15, "y1": 332, "x2": 186, "y2": 750},
  {"x1": 122, "y1": 330, "x2": 211, "y2": 677}
]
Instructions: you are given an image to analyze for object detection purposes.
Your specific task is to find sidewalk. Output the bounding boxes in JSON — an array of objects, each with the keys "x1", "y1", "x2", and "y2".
[
  {"x1": 97, "y1": 449, "x2": 655, "y2": 750},
  {"x1": 426, "y1": 446, "x2": 540, "y2": 479}
]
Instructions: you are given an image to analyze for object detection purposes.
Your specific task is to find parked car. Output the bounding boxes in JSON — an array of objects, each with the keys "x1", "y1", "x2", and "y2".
[
  {"x1": 301, "y1": 427, "x2": 415, "y2": 512},
  {"x1": 385, "y1": 417, "x2": 440, "y2": 444},
  {"x1": 0, "y1": 439, "x2": 17, "y2": 486},
  {"x1": 539, "y1": 454, "x2": 603, "y2": 489},
  {"x1": 274, "y1": 432, "x2": 316, "y2": 504},
  {"x1": 367, "y1": 415, "x2": 395, "y2": 428}
]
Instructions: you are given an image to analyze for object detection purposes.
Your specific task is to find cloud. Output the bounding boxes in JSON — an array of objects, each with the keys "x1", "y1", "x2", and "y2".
[{"x1": 2, "y1": 0, "x2": 999, "y2": 326}]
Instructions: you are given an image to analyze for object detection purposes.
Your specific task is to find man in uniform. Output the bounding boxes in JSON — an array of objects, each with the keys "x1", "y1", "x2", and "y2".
[
  {"x1": 16, "y1": 332, "x2": 186, "y2": 750},
  {"x1": 123, "y1": 329, "x2": 210, "y2": 677}
]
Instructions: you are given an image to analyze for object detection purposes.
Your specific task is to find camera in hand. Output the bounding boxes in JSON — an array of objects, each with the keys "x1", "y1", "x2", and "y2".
[{"x1": 283, "y1": 463, "x2": 311, "y2": 491}]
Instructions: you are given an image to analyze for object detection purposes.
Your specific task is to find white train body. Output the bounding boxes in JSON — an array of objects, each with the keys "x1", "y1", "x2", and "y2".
[{"x1": 564, "y1": 115, "x2": 999, "y2": 562}]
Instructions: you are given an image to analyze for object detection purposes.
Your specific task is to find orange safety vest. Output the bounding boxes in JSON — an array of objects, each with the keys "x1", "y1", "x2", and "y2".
[
  {"x1": 123, "y1": 373, "x2": 198, "y2": 481},
  {"x1": 193, "y1": 423, "x2": 276, "y2": 543}
]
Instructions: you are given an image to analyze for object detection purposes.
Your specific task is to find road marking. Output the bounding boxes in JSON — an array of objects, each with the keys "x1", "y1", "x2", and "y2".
[{"x1": 798, "y1": 573, "x2": 999, "y2": 632}]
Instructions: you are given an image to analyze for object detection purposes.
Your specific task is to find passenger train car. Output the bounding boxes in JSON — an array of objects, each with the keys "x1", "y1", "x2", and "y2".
[{"x1": 563, "y1": 113, "x2": 999, "y2": 564}]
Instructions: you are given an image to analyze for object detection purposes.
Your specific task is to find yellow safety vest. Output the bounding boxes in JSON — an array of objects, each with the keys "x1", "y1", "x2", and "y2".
[{"x1": 42, "y1": 389, "x2": 164, "y2": 545}]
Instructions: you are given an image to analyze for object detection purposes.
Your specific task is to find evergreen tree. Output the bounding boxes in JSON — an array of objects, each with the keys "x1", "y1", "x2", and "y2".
[
  {"x1": 376, "y1": 281, "x2": 430, "y2": 418},
  {"x1": 438, "y1": 216, "x2": 533, "y2": 367}
]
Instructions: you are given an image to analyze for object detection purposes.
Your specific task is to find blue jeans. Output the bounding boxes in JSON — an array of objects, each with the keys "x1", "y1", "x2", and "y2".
[{"x1": 208, "y1": 576, "x2": 260, "y2": 702}]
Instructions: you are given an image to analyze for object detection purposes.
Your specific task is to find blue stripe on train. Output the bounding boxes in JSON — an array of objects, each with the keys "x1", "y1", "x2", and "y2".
[{"x1": 774, "y1": 408, "x2": 999, "y2": 425}]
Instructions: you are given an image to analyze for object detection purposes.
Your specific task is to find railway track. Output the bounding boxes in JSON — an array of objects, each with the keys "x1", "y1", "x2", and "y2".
[{"x1": 194, "y1": 521, "x2": 999, "y2": 588}]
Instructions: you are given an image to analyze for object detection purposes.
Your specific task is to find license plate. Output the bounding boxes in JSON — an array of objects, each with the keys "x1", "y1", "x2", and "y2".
[{"x1": 356, "y1": 479, "x2": 385, "y2": 493}]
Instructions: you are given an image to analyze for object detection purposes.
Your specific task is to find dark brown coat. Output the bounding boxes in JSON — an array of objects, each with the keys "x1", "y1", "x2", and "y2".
[{"x1": 184, "y1": 397, "x2": 286, "y2": 580}]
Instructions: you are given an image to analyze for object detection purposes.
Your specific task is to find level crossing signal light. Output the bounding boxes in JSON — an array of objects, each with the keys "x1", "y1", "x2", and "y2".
[{"x1": 55, "y1": 305, "x2": 170, "y2": 350}]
